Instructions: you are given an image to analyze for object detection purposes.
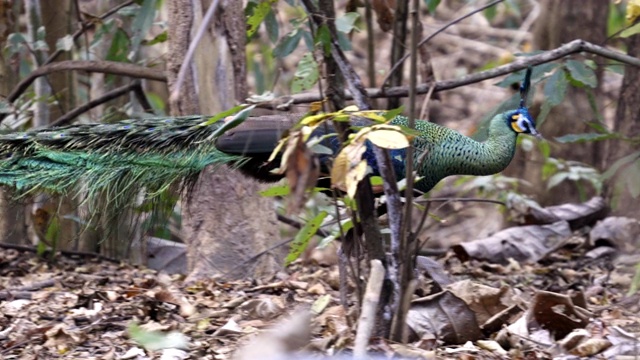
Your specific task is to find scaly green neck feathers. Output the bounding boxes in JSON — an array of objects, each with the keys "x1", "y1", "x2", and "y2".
[{"x1": 390, "y1": 112, "x2": 518, "y2": 193}]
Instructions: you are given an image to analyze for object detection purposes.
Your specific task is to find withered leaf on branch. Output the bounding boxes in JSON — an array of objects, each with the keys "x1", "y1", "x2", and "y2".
[{"x1": 281, "y1": 131, "x2": 320, "y2": 213}]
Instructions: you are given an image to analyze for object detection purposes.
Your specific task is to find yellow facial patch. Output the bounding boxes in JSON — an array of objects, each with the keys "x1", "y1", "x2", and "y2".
[{"x1": 510, "y1": 115, "x2": 523, "y2": 133}]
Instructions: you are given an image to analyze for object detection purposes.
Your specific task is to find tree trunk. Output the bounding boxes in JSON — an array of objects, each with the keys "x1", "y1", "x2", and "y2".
[
  {"x1": 36, "y1": 0, "x2": 79, "y2": 250},
  {"x1": 166, "y1": 0, "x2": 284, "y2": 280},
  {"x1": 505, "y1": 0, "x2": 608, "y2": 205},
  {"x1": 0, "y1": 1, "x2": 28, "y2": 244},
  {"x1": 606, "y1": 33, "x2": 640, "y2": 216}
]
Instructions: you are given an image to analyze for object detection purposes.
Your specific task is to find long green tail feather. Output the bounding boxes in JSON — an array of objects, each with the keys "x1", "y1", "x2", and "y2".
[{"x1": 0, "y1": 116, "x2": 247, "y2": 234}]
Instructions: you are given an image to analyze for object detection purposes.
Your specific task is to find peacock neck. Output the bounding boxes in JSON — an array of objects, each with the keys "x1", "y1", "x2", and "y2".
[{"x1": 478, "y1": 114, "x2": 519, "y2": 174}]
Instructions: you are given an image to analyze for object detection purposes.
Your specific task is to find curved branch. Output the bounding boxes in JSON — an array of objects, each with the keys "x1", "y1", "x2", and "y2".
[
  {"x1": 6, "y1": 60, "x2": 166, "y2": 104},
  {"x1": 270, "y1": 39, "x2": 640, "y2": 106},
  {"x1": 50, "y1": 82, "x2": 139, "y2": 127}
]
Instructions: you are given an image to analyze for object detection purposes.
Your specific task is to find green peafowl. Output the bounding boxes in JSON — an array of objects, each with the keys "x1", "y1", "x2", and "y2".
[{"x1": 0, "y1": 69, "x2": 539, "y2": 216}]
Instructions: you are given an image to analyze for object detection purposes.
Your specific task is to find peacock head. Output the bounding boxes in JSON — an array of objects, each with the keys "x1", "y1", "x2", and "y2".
[{"x1": 507, "y1": 107, "x2": 541, "y2": 139}]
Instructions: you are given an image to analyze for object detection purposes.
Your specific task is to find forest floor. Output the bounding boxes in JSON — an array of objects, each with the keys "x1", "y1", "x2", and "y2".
[{"x1": 1, "y1": 218, "x2": 640, "y2": 360}]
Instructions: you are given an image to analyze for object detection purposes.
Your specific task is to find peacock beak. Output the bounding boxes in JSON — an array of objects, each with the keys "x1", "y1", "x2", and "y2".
[{"x1": 531, "y1": 128, "x2": 543, "y2": 140}]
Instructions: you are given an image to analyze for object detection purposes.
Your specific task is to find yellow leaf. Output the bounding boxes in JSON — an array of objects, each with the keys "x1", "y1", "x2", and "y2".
[
  {"x1": 365, "y1": 128, "x2": 410, "y2": 149},
  {"x1": 309, "y1": 100, "x2": 325, "y2": 113},
  {"x1": 361, "y1": 112, "x2": 387, "y2": 123},
  {"x1": 341, "y1": 105, "x2": 360, "y2": 112},
  {"x1": 345, "y1": 160, "x2": 368, "y2": 198},
  {"x1": 331, "y1": 149, "x2": 350, "y2": 188},
  {"x1": 330, "y1": 141, "x2": 366, "y2": 192},
  {"x1": 300, "y1": 113, "x2": 332, "y2": 126},
  {"x1": 268, "y1": 138, "x2": 287, "y2": 162},
  {"x1": 627, "y1": 0, "x2": 640, "y2": 25},
  {"x1": 351, "y1": 126, "x2": 373, "y2": 143}
]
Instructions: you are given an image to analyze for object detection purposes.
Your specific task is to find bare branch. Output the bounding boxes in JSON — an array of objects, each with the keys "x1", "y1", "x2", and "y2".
[
  {"x1": 50, "y1": 81, "x2": 142, "y2": 127},
  {"x1": 259, "y1": 39, "x2": 640, "y2": 107},
  {"x1": 5, "y1": 60, "x2": 166, "y2": 104},
  {"x1": 354, "y1": 260, "x2": 386, "y2": 358}
]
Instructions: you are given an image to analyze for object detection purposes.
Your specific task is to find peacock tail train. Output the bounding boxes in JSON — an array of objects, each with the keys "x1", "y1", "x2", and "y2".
[
  {"x1": 0, "y1": 69, "x2": 539, "y2": 228},
  {"x1": 0, "y1": 116, "x2": 246, "y2": 214}
]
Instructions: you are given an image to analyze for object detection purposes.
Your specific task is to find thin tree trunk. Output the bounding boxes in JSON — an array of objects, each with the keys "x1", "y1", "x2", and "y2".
[
  {"x1": 0, "y1": 0, "x2": 28, "y2": 244},
  {"x1": 606, "y1": 33, "x2": 640, "y2": 216}
]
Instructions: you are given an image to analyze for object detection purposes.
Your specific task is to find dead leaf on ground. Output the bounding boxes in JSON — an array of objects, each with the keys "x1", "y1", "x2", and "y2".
[
  {"x1": 511, "y1": 196, "x2": 607, "y2": 230},
  {"x1": 528, "y1": 290, "x2": 592, "y2": 340},
  {"x1": 407, "y1": 290, "x2": 483, "y2": 345},
  {"x1": 452, "y1": 221, "x2": 572, "y2": 264},
  {"x1": 589, "y1": 216, "x2": 640, "y2": 250}
]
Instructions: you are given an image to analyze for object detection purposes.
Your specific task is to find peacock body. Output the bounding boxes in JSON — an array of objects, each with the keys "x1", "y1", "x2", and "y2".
[
  {"x1": 0, "y1": 71, "x2": 539, "y2": 214},
  {"x1": 384, "y1": 109, "x2": 535, "y2": 193}
]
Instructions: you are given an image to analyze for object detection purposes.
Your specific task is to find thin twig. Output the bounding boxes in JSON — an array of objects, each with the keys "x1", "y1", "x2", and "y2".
[
  {"x1": 391, "y1": 0, "x2": 420, "y2": 343},
  {"x1": 414, "y1": 197, "x2": 506, "y2": 206},
  {"x1": 131, "y1": 81, "x2": 154, "y2": 113},
  {"x1": 381, "y1": 0, "x2": 505, "y2": 88},
  {"x1": 169, "y1": 0, "x2": 222, "y2": 103},
  {"x1": 50, "y1": 82, "x2": 138, "y2": 127},
  {"x1": 354, "y1": 259, "x2": 386, "y2": 358},
  {"x1": 258, "y1": 39, "x2": 640, "y2": 107},
  {"x1": 276, "y1": 213, "x2": 331, "y2": 238},
  {"x1": 5, "y1": 60, "x2": 166, "y2": 104}
]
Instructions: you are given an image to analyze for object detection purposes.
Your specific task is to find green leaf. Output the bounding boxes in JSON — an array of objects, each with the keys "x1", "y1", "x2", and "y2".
[
  {"x1": 623, "y1": 160, "x2": 640, "y2": 198},
  {"x1": 56, "y1": 35, "x2": 74, "y2": 52},
  {"x1": 208, "y1": 105, "x2": 256, "y2": 138},
  {"x1": 536, "y1": 101, "x2": 552, "y2": 127},
  {"x1": 315, "y1": 24, "x2": 331, "y2": 55},
  {"x1": 285, "y1": 211, "x2": 328, "y2": 266},
  {"x1": 106, "y1": 28, "x2": 131, "y2": 62},
  {"x1": 424, "y1": 0, "x2": 441, "y2": 13},
  {"x1": 543, "y1": 69, "x2": 568, "y2": 106},
  {"x1": 246, "y1": 0, "x2": 274, "y2": 39},
  {"x1": 620, "y1": 22, "x2": 640, "y2": 37},
  {"x1": 383, "y1": 106, "x2": 404, "y2": 120},
  {"x1": 146, "y1": 30, "x2": 167, "y2": 45},
  {"x1": 495, "y1": 63, "x2": 558, "y2": 88},
  {"x1": 291, "y1": 53, "x2": 319, "y2": 93},
  {"x1": 565, "y1": 60, "x2": 597, "y2": 88},
  {"x1": 601, "y1": 151, "x2": 640, "y2": 180},
  {"x1": 273, "y1": 29, "x2": 302, "y2": 58},
  {"x1": 554, "y1": 133, "x2": 615, "y2": 143},
  {"x1": 129, "y1": 0, "x2": 158, "y2": 60},
  {"x1": 128, "y1": 323, "x2": 189, "y2": 351},
  {"x1": 483, "y1": 3, "x2": 497, "y2": 21},
  {"x1": 259, "y1": 185, "x2": 290, "y2": 197},
  {"x1": 547, "y1": 172, "x2": 569, "y2": 190},
  {"x1": 335, "y1": 12, "x2": 360, "y2": 33},
  {"x1": 198, "y1": 104, "x2": 252, "y2": 127},
  {"x1": 369, "y1": 176, "x2": 383, "y2": 187},
  {"x1": 36, "y1": 26, "x2": 46, "y2": 41},
  {"x1": 264, "y1": 6, "x2": 279, "y2": 43},
  {"x1": 336, "y1": 31, "x2": 352, "y2": 51},
  {"x1": 538, "y1": 140, "x2": 551, "y2": 159},
  {"x1": 301, "y1": 29, "x2": 314, "y2": 50},
  {"x1": 541, "y1": 161, "x2": 556, "y2": 180}
]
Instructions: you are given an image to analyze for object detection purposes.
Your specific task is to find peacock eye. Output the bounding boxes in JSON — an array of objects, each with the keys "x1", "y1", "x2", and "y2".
[{"x1": 517, "y1": 117, "x2": 530, "y2": 133}]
